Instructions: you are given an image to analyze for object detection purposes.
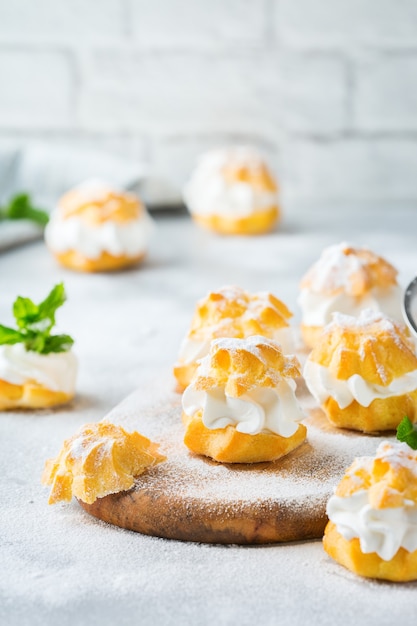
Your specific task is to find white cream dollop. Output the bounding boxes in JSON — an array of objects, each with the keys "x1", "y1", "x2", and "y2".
[
  {"x1": 304, "y1": 359, "x2": 417, "y2": 409},
  {"x1": 327, "y1": 490, "x2": 417, "y2": 561},
  {"x1": 0, "y1": 343, "x2": 77, "y2": 394},
  {"x1": 182, "y1": 377, "x2": 304, "y2": 437},
  {"x1": 45, "y1": 211, "x2": 153, "y2": 260},
  {"x1": 183, "y1": 147, "x2": 278, "y2": 218},
  {"x1": 177, "y1": 326, "x2": 294, "y2": 366},
  {"x1": 298, "y1": 285, "x2": 403, "y2": 327}
]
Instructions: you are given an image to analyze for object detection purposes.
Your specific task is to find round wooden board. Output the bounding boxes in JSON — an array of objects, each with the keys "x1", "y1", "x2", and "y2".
[{"x1": 79, "y1": 377, "x2": 393, "y2": 544}]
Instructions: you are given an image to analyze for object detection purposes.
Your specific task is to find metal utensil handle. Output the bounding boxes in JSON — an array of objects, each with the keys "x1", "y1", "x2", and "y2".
[{"x1": 403, "y1": 277, "x2": 417, "y2": 335}]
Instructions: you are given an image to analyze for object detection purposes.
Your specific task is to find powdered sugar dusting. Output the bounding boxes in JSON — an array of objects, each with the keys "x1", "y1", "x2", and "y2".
[
  {"x1": 100, "y1": 376, "x2": 391, "y2": 538},
  {"x1": 300, "y1": 242, "x2": 397, "y2": 296},
  {"x1": 375, "y1": 440, "x2": 417, "y2": 475},
  {"x1": 331, "y1": 309, "x2": 395, "y2": 331}
]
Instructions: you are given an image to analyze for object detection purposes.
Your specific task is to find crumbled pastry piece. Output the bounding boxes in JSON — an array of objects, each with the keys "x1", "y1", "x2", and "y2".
[
  {"x1": 304, "y1": 310, "x2": 417, "y2": 432},
  {"x1": 183, "y1": 146, "x2": 280, "y2": 235},
  {"x1": 298, "y1": 242, "x2": 402, "y2": 349},
  {"x1": 182, "y1": 336, "x2": 306, "y2": 463},
  {"x1": 45, "y1": 180, "x2": 153, "y2": 272},
  {"x1": 324, "y1": 441, "x2": 417, "y2": 581},
  {"x1": 42, "y1": 421, "x2": 165, "y2": 504},
  {"x1": 173, "y1": 286, "x2": 294, "y2": 392}
]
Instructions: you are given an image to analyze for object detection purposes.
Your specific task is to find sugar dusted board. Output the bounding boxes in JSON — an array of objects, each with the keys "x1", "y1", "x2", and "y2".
[{"x1": 79, "y1": 377, "x2": 391, "y2": 544}]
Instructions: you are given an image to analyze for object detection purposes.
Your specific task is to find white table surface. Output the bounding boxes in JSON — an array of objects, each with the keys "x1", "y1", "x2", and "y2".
[{"x1": 1, "y1": 209, "x2": 417, "y2": 626}]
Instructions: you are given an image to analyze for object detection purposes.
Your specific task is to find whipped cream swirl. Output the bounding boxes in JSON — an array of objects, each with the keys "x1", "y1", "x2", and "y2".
[
  {"x1": 304, "y1": 360, "x2": 417, "y2": 409},
  {"x1": 327, "y1": 490, "x2": 417, "y2": 561},
  {"x1": 182, "y1": 377, "x2": 304, "y2": 437},
  {"x1": 298, "y1": 285, "x2": 403, "y2": 327},
  {"x1": 45, "y1": 212, "x2": 153, "y2": 259},
  {"x1": 0, "y1": 343, "x2": 77, "y2": 394}
]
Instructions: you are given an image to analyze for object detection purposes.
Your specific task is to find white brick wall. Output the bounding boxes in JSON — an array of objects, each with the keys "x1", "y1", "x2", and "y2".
[
  {"x1": 0, "y1": 50, "x2": 74, "y2": 129},
  {"x1": 283, "y1": 139, "x2": 417, "y2": 201},
  {"x1": 275, "y1": 0, "x2": 417, "y2": 49},
  {"x1": 0, "y1": 0, "x2": 416, "y2": 208},
  {"x1": 0, "y1": 0, "x2": 126, "y2": 42},
  {"x1": 354, "y1": 54, "x2": 417, "y2": 132},
  {"x1": 79, "y1": 48, "x2": 281, "y2": 136},
  {"x1": 129, "y1": 0, "x2": 267, "y2": 47},
  {"x1": 278, "y1": 53, "x2": 347, "y2": 135}
]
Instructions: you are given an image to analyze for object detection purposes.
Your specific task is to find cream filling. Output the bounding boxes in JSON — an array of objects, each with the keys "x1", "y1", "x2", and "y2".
[
  {"x1": 182, "y1": 379, "x2": 304, "y2": 437},
  {"x1": 0, "y1": 343, "x2": 77, "y2": 395},
  {"x1": 177, "y1": 327, "x2": 294, "y2": 366},
  {"x1": 304, "y1": 360, "x2": 417, "y2": 409},
  {"x1": 327, "y1": 490, "x2": 417, "y2": 561},
  {"x1": 45, "y1": 212, "x2": 153, "y2": 259},
  {"x1": 184, "y1": 178, "x2": 277, "y2": 218},
  {"x1": 298, "y1": 285, "x2": 403, "y2": 327}
]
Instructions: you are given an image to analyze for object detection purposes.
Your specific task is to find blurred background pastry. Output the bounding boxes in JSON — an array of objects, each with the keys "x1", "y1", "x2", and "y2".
[
  {"x1": 298, "y1": 243, "x2": 403, "y2": 349},
  {"x1": 323, "y1": 440, "x2": 417, "y2": 582},
  {"x1": 182, "y1": 335, "x2": 306, "y2": 463},
  {"x1": 173, "y1": 285, "x2": 294, "y2": 392},
  {"x1": 304, "y1": 310, "x2": 417, "y2": 432},
  {"x1": 45, "y1": 180, "x2": 153, "y2": 272},
  {"x1": 183, "y1": 146, "x2": 280, "y2": 235}
]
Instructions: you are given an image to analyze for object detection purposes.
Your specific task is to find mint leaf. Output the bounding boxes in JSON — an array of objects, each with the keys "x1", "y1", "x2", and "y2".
[
  {"x1": 0, "y1": 325, "x2": 25, "y2": 345},
  {"x1": 42, "y1": 334, "x2": 74, "y2": 354},
  {"x1": 396, "y1": 416, "x2": 417, "y2": 450},
  {"x1": 0, "y1": 283, "x2": 73, "y2": 354},
  {"x1": 0, "y1": 193, "x2": 49, "y2": 226},
  {"x1": 13, "y1": 296, "x2": 39, "y2": 329},
  {"x1": 13, "y1": 283, "x2": 66, "y2": 335},
  {"x1": 37, "y1": 282, "x2": 66, "y2": 327}
]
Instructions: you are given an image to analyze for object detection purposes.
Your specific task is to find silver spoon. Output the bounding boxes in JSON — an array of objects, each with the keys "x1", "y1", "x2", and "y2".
[{"x1": 403, "y1": 277, "x2": 417, "y2": 335}]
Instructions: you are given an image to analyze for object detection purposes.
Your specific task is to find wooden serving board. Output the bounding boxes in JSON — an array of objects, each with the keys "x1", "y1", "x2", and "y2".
[{"x1": 79, "y1": 377, "x2": 392, "y2": 544}]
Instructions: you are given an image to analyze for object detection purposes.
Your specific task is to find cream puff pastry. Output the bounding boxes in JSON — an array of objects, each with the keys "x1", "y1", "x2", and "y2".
[
  {"x1": 324, "y1": 440, "x2": 417, "y2": 581},
  {"x1": 183, "y1": 147, "x2": 280, "y2": 235},
  {"x1": 298, "y1": 243, "x2": 402, "y2": 349},
  {"x1": 182, "y1": 335, "x2": 306, "y2": 463},
  {"x1": 0, "y1": 283, "x2": 77, "y2": 410},
  {"x1": 0, "y1": 345, "x2": 77, "y2": 409},
  {"x1": 173, "y1": 286, "x2": 294, "y2": 392},
  {"x1": 42, "y1": 421, "x2": 166, "y2": 504},
  {"x1": 304, "y1": 310, "x2": 417, "y2": 432},
  {"x1": 45, "y1": 180, "x2": 153, "y2": 272}
]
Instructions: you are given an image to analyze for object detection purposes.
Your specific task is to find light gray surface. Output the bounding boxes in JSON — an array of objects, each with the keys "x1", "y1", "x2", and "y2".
[{"x1": 1, "y1": 210, "x2": 417, "y2": 626}]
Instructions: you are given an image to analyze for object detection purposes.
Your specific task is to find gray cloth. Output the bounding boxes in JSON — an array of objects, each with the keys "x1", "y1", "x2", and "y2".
[{"x1": 0, "y1": 142, "x2": 146, "y2": 251}]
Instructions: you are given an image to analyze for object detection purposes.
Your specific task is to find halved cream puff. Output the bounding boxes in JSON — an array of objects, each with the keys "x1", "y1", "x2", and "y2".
[
  {"x1": 298, "y1": 243, "x2": 402, "y2": 349},
  {"x1": 324, "y1": 440, "x2": 417, "y2": 581},
  {"x1": 42, "y1": 421, "x2": 166, "y2": 504},
  {"x1": 304, "y1": 310, "x2": 417, "y2": 432},
  {"x1": 45, "y1": 180, "x2": 153, "y2": 272},
  {"x1": 182, "y1": 335, "x2": 306, "y2": 463},
  {"x1": 173, "y1": 286, "x2": 294, "y2": 392},
  {"x1": 183, "y1": 147, "x2": 280, "y2": 235}
]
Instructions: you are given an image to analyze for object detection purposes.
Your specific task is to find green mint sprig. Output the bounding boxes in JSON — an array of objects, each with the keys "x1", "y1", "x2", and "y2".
[
  {"x1": 396, "y1": 416, "x2": 417, "y2": 450},
  {"x1": 0, "y1": 283, "x2": 74, "y2": 355},
  {"x1": 0, "y1": 193, "x2": 49, "y2": 226}
]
